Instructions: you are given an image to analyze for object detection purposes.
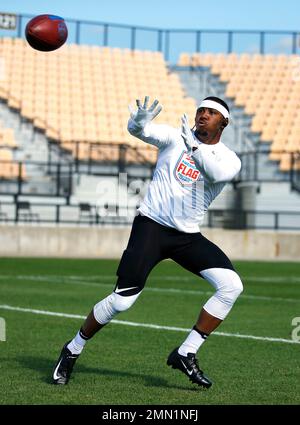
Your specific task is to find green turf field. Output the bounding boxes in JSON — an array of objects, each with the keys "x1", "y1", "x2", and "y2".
[{"x1": 0, "y1": 257, "x2": 299, "y2": 405}]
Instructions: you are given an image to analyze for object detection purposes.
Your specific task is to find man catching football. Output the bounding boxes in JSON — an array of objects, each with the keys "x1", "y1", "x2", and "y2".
[{"x1": 52, "y1": 95, "x2": 242, "y2": 389}]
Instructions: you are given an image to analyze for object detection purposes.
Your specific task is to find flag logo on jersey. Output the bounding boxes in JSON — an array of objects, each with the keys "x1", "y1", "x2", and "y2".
[{"x1": 174, "y1": 151, "x2": 203, "y2": 186}]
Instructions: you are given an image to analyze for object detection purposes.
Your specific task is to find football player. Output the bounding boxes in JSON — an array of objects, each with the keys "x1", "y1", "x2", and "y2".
[{"x1": 52, "y1": 96, "x2": 242, "y2": 389}]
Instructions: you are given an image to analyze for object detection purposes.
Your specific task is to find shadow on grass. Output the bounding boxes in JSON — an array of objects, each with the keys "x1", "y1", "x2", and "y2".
[{"x1": 16, "y1": 355, "x2": 201, "y2": 393}]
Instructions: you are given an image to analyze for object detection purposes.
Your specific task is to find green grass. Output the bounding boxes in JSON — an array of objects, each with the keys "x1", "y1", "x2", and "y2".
[{"x1": 0, "y1": 258, "x2": 299, "y2": 405}]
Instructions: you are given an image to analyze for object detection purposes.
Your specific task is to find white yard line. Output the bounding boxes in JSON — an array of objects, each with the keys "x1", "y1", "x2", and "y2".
[
  {"x1": 69, "y1": 274, "x2": 300, "y2": 283},
  {"x1": 0, "y1": 275, "x2": 299, "y2": 303},
  {"x1": 0, "y1": 304, "x2": 299, "y2": 345},
  {"x1": 66, "y1": 275, "x2": 300, "y2": 283},
  {"x1": 2, "y1": 273, "x2": 300, "y2": 283}
]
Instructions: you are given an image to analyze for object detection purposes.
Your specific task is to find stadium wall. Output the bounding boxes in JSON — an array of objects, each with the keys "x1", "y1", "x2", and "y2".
[{"x1": 0, "y1": 226, "x2": 300, "y2": 261}]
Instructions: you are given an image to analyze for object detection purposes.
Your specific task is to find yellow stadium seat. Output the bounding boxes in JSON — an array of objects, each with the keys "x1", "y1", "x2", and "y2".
[
  {"x1": 0, "y1": 128, "x2": 18, "y2": 148},
  {"x1": 279, "y1": 153, "x2": 292, "y2": 171},
  {"x1": 3, "y1": 40, "x2": 298, "y2": 167},
  {"x1": 251, "y1": 116, "x2": 265, "y2": 133},
  {"x1": 178, "y1": 53, "x2": 191, "y2": 66},
  {"x1": 261, "y1": 126, "x2": 277, "y2": 142}
]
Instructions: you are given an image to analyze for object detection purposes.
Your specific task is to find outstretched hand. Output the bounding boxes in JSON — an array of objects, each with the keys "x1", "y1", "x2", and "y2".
[
  {"x1": 181, "y1": 114, "x2": 198, "y2": 154},
  {"x1": 129, "y1": 96, "x2": 162, "y2": 128}
]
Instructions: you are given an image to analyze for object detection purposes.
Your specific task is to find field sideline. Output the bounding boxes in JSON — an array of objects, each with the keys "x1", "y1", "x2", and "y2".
[{"x1": 0, "y1": 257, "x2": 299, "y2": 405}]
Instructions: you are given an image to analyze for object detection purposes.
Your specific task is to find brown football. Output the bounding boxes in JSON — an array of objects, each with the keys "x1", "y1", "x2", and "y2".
[{"x1": 25, "y1": 14, "x2": 68, "y2": 52}]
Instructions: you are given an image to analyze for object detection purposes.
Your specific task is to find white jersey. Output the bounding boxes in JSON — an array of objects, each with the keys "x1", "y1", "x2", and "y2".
[{"x1": 128, "y1": 119, "x2": 241, "y2": 233}]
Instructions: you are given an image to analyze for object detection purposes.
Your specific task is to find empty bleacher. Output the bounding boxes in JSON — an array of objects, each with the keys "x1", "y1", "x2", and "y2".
[
  {"x1": 178, "y1": 52, "x2": 300, "y2": 171},
  {"x1": 0, "y1": 37, "x2": 196, "y2": 165},
  {"x1": 0, "y1": 119, "x2": 25, "y2": 180},
  {"x1": 0, "y1": 32, "x2": 299, "y2": 228}
]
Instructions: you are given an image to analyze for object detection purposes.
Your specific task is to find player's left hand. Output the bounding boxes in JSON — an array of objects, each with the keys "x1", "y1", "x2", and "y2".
[
  {"x1": 129, "y1": 96, "x2": 162, "y2": 128},
  {"x1": 181, "y1": 114, "x2": 198, "y2": 154}
]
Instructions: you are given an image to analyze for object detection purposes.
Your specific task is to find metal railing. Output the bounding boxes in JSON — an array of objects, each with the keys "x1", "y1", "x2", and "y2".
[
  {"x1": 1, "y1": 148, "x2": 299, "y2": 199},
  {"x1": 207, "y1": 208, "x2": 300, "y2": 230},
  {"x1": 1, "y1": 13, "x2": 299, "y2": 62},
  {"x1": 0, "y1": 159, "x2": 74, "y2": 200},
  {"x1": 0, "y1": 148, "x2": 155, "y2": 200},
  {"x1": 0, "y1": 201, "x2": 299, "y2": 230},
  {"x1": 237, "y1": 151, "x2": 300, "y2": 187},
  {"x1": 291, "y1": 153, "x2": 300, "y2": 193},
  {"x1": 47, "y1": 141, "x2": 155, "y2": 175}
]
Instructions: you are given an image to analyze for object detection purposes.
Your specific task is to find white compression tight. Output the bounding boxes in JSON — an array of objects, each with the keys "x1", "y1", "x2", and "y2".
[
  {"x1": 200, "y1": 268, "x2": 243, "y2": 320},
  {"x1": 93, "y1": 291, "x2": 141, "y2": 325},
  {"x1": 93, "y1": 268, "x2": 243, "y2": 325}
]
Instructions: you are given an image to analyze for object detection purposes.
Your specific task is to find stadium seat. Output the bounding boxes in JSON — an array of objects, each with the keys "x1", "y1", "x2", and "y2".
[
  {"x1": 178, "y1": 51, "x2": 300, "y2": 171},
  {"x1": 0, "y1": 125, "x2": 18, "y2": 149},
  {"x1": 16, "y1": 201, "x2": 40, "y2": 222},
  {"x1": 0, "y1": 39, "x2": 197, "y2": 164},
  {"x1": 78, "y1": 203, "x2": 95, "y2": 224}
]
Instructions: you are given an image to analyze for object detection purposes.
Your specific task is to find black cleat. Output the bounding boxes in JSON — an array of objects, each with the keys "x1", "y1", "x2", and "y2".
[
  {"x1": 52, "y1": 341, "x2": 79, "y2": 385},
  {"x1": 167, "y1": 347, "x2": 212, "y2": 389}
]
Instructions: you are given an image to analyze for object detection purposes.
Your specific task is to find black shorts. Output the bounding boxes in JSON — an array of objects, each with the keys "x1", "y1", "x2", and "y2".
[{"x1": 115, "y1": 214, "x2": 234, "y2": 295}]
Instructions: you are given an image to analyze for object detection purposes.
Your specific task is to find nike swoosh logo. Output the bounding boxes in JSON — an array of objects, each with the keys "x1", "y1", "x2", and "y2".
[
  {"x1": 180, "y1": 359, "x2": 193, "y2": 376},
  {"x1": 115, "y1": 286, "x2": 139, "y2": 294},
  {"x1": 53, "y1": 357, "x2": 62, "y2": 380}
]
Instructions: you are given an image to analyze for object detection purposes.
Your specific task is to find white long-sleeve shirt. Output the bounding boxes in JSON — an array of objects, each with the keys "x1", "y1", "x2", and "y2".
[{"x1": 128, "y1": 119, "x2": 241, "y2": 233}]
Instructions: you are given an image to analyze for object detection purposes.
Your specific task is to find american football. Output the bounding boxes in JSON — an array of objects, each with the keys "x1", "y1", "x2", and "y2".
[{"x1": 25, "y1": 14, "x2": 68, "y2": 51}]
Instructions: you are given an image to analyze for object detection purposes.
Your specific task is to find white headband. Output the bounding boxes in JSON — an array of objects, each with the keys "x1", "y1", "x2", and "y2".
[{"x1": 198, "y1": 100, "x2": 229, "y2": 119}]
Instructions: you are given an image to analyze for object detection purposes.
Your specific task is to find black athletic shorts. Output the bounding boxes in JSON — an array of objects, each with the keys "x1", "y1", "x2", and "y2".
[{"x1": 115, "y1": 214, "x2": 234, "y2": 296}]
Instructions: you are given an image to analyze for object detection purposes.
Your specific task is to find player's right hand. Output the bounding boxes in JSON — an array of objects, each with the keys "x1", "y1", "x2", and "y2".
[
  {"x1": 181, "y1": 114, "x2": 198, "y2": 154},
  {"x1": 128, "y1": 96, "x2": 162, "y2": 128}
]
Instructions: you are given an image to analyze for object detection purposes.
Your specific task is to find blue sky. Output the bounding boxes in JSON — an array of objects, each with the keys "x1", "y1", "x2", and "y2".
[
  {"x1": 1, "y1": 1, "x2": 299, "y2": 61},
  {"x1": 1, "y1": 0, "x2": 300, "y2": 30}
]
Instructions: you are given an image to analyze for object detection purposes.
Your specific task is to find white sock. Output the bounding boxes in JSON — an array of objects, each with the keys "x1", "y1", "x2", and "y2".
[
  {"x1": 67, "y1": 330, "x2": 88, "y2": 355},
  {"x1": 178, "y1": 328, "x2": 208, "y2": 357}
]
